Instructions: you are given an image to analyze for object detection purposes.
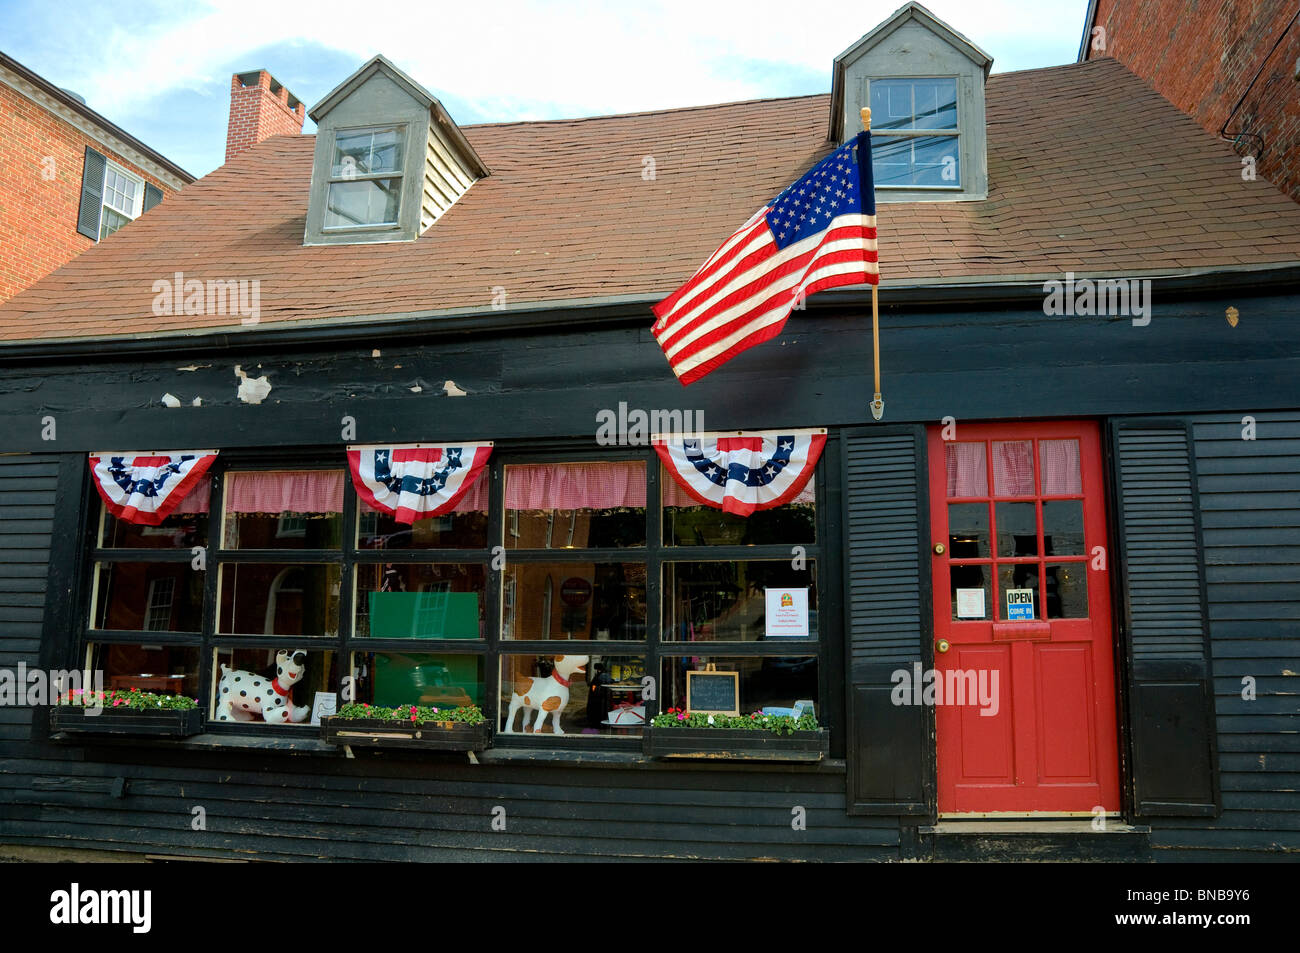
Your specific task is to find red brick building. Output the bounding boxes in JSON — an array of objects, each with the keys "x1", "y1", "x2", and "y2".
[
  {"x1": 1082, "y1": 1, "x2": 1300, "y2": 201},
  {"x1": 0, "y1": 53, "x2": 193, "y2": 304}
]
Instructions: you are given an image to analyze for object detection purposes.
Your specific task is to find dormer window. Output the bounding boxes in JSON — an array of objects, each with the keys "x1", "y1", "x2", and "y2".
[
  {"x1": 829, "y1": 2, "x2": 992, "y2": 202},
  {"x1": 324, "y1": 125, "x2": 405, "y2": 229},
  {"x1": 869, "y1": 77, "x2": 960, "y2": 189},
  {"x1": 304, "y1": 56, "x2": 489, "y2": 246}
]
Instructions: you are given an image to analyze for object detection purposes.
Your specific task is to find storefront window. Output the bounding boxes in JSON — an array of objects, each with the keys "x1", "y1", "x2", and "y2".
[
  {"x1": 351, "y1": 651, "x2": 484, "y2": 708},
  {"x1": 499, "y1": 653, "x2": 646, "y2": 736},
  {"x1": 85, "y1": 643, "x2": 201, "y2": 698},
  {"x1": 504, "y1": 462, "x2": 646, "y2": 548},
  {"x1": 663, "y1": 560, "x2": 817, "y2": 641},
  {"x1": 78, "y1": 443, "x2": 828, "y2": 745},
  {"x1": 353, "y1": 564, "x2": 485, "y2": 639},
  {"x1": 221, "y1": 470, "x2": 345, "y2": 549},
  {"x1": 502, "y1": 562, "x2": 646, "y2": 641}
]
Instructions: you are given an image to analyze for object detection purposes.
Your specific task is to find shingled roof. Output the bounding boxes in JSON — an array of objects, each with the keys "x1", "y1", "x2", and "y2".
[{"x1": 2, "y1": 56, "x2": 1299, "y2": 344}]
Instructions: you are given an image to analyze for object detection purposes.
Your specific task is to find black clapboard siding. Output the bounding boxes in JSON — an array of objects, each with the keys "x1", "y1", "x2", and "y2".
[
  {"x1": 0, "y1": 754, "x2": 898, "y2": 861},
  {"x1": 0, "y1": 455, "x2": 58, "y2": 744},
  {"x1": 842, "y1": 427, "x2": 931, "y2": 815},
  {"x1": 1137, "y1": 413, "x2": 1300, "y2": 858},
  {"x1": 1110, "y1": 422, "x2": 1220, "y2": 817}
]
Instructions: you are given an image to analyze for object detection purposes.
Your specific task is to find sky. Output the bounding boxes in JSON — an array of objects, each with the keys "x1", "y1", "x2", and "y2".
[{"x1": 0, "y1": 0, "x2": 1089, "y2": 179}]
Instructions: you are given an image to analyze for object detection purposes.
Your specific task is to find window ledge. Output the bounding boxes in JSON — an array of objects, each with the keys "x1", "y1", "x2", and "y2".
[{"x1": 50, "y1": 730, "x2": 343, "y2": 757}]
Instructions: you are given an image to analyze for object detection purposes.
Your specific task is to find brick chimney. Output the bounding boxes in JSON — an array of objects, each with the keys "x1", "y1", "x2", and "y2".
[{"x1": 225, "y1": 70, "x2": 305, "y2": 163}]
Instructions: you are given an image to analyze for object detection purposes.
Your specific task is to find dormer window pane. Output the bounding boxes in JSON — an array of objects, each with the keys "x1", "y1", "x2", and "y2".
[
  {"x1": 869, "y1": 77, "x2": 960, "y2": 189},
  {"x1": 332, "y1": 126, "x2": 404, "y2": 177},
  {"x1": 874, "y1": 135, "x2": 960, "y2": 189},
  {"x1": 323, "y1": 125, "x2": 405, "y2": 229},
  {"x1": 325, "y1": 178, "x2": 402, "y2": 228}
]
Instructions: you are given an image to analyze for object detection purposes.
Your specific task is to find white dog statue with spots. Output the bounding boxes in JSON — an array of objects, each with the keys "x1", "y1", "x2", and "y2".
[
  {"x1": 504, "y1": 655, "x2": 588, "y2": 735},
  {"x1": 215, "y1": 649, "x2": 310, "y2": 724}
]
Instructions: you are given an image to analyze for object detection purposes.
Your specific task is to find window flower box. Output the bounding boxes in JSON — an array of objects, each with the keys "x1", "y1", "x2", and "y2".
[
  {"x1": 51, "y1": 690, "x2": 202, "y2": 738},
  {"x1": 645, "y1": 710, "x2": 828, "y2": 762},
  {"x1": 320, "y1": 703, "x2": 491, "y2": 751}
]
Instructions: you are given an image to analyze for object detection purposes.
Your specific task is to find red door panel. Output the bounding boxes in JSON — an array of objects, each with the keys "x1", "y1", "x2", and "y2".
[{"x1": 928, "y1": 421, "x2": 1120, "y2": 815}]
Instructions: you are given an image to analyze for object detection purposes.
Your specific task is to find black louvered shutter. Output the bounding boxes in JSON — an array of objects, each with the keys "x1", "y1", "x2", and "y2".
[
  {"x1": 76, "y1": 147, "x2": 107, "y2": 240},
  {"x1": 1110, "y1": 419, "x2": 1219, "y2": 816},
  {"x1": 842, "y1": 426, "x2": 931, "y2": 815},
  {"x1": 143, "y1": 182, "x2": 163, "y2": 213}
]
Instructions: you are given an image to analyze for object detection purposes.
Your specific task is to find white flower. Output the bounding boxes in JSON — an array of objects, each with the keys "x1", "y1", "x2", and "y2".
[{"x1": 707, "y1": 714, "x2": 714, "y2": 726}]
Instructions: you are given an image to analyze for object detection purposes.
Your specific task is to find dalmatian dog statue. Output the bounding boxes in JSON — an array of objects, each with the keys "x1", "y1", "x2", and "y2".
[
  {"x1": 215, "y1": 649, "x2": 310, "y2": 724},
  {"x1": 504, "y1": 655, "x2": 588, "y2": 735}
]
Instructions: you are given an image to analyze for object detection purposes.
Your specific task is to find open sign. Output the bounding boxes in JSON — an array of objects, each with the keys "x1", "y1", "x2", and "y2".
[{"x1": 1005, "y1": 588, "x2": 1035, "y2": 620}]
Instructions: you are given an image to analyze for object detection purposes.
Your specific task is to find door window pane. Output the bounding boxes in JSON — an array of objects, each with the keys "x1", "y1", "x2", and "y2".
[
  {"x1": 354, "y1": 564, "x2": 485, "y2": 639},
  {"x1": 945, "y1": 442, "x2": 988, "y2": 497},
  {"x1": 1040, "y1": 439, "x2": 1082, "y2": 495},
  {"x1": 992, "y1": 441, "x2": 1035, "y2": 496},
  {"x1": 998, "y1": 563, "x2": 1040, "y2": 620},
  {"x1": 1043, "y1": 501, "x2": 1085, "y2": 555},
  {"x1": 950, "y1": 564, "x2": 989, "y2": 620},
  {"x1": 995, "y1": 502, "x2": 1038, "y2": 557},
  {"x1": 1046, "y1": 564, "x2": 1088, "y2": 618},
  {"x1": 947, "y1": 503, "x2": 989, "y2": 557}
]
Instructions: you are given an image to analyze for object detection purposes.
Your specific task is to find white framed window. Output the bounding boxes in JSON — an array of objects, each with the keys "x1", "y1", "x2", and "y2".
[
  {"x1": 144, "y1": 577, "x2": 176, "y2": 632},
  {"x1": 868, "y1": 77, "x2": 961, "y2": 190},
  {"x1": 99, "y1": 161, "x2": 144, "y2": 240}
]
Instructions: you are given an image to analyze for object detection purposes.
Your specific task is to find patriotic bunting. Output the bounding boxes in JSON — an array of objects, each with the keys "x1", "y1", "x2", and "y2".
[
  {"x1": 347, "y1": 443, "x2": 493, "y2": 524},
  {"x1": 653, "y1": 430, "x2": 825, "y2": 516},
  {"x1": 88, "y1": 451, "x2": 218, "y2": 525}
]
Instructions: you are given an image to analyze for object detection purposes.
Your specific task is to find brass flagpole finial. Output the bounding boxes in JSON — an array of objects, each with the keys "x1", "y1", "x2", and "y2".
[{"x1": 861, "y1": 107, "x2": 871, "y2": 131}]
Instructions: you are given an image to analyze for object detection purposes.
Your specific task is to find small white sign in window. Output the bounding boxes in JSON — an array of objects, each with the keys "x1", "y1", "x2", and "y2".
[{"x1": 955, "y1": 587, "x2": 985, "y2": 619}]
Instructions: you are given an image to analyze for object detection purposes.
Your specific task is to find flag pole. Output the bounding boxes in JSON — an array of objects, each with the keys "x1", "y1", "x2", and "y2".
[{"x1": 862, "y1": 107, "x2": 884, "y2": 421}]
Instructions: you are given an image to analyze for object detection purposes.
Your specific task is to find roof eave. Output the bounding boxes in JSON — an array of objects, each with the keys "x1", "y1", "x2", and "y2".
[{"x1": 0, "y1": 52, "x2": 195, "y2": 183}]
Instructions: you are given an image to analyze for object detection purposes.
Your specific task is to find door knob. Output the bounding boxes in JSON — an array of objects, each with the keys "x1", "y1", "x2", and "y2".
[
  {"x1": 933, "y1": 542, "x2": 946, "y2": 555},
  {"x1": 936, "y1": 639, "x2": 950, "y2": 654}
]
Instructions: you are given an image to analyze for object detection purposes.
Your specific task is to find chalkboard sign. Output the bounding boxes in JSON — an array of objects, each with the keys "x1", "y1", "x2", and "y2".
[{"x1": 686, "y1": 666, "x2": 740, "y2": 715}]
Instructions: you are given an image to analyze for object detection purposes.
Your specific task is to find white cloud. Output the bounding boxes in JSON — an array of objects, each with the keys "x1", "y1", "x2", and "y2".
[{"x1": 58, "y1": 0, "x2": 1084, "y2": 122}]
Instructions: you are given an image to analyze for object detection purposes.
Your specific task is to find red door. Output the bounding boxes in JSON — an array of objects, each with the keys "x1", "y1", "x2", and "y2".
[{"x1": 927, "y1": 421, "x2": 1119, "y2": 814}]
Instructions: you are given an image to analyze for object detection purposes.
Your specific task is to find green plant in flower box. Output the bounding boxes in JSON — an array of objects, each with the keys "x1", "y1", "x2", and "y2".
[
  {"x1": 650, "y1": 708, "x2": 819, "y2": 736},
  {"x1": 58, "y1": 688, "x2": 198, "y2": 711},
  {"x1": 335, "y1": 703, "x2": 486, "y2": 726}
]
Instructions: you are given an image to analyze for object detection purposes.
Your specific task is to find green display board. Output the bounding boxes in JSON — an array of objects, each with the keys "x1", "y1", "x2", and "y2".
[
  {"x1": 372, "y1": 653, "x2": 483, "y2": 708},
  {"x1": 368, "y1": 591, "x2": 479, "y2": 639}
]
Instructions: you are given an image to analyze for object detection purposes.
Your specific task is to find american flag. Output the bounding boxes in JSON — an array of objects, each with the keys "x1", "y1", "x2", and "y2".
[{"x1": 652, "y1": 132, "x2": 878, "y2": 385}]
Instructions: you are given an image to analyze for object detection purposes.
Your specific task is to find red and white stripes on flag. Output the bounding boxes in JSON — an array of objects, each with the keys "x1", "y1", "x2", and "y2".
[
  {"x1": 347, "y1": 443, "x2": 492, "y2": 524},
  {"x1": 654, "y1": 430, "x2": 826, "y2": 516},
  {"x1": 652, "y1": 132, "x2": 878, "y2": 385},
  {"x1": 89, "y1": 451, "x2": 218, "y2": 525}
]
